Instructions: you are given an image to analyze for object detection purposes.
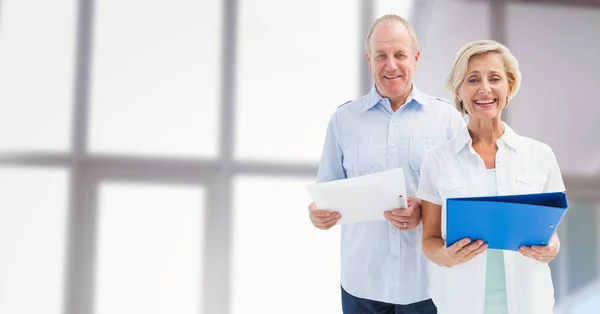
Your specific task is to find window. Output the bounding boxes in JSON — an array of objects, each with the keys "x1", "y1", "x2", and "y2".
[
  {"x1": 231, "y1": 176, "x2": 341, "y2": 314},
  {"x1": 0, "y1": 0, "x2": 76, "y2": 152},
  {"x1": 0, "y1": 167, "x2": 68, "y2": 314},
  {"x1": 234, "y1": 0, "x2": 360, "y2": 162},
  {"x1": 94, "y1": 182, "x2": 205, "y2": 314},
  {"x1": 88, "y1": 0, "x2": 221, "y2": 158},
  {"x1": 9, "y1": 2, "x2": 598, "y2": 314}
]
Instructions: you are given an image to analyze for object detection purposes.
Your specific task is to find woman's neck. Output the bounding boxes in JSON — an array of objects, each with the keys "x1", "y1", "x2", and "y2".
[{"x1": 468, "y1": 117, "x2": 505, "y2": 147}]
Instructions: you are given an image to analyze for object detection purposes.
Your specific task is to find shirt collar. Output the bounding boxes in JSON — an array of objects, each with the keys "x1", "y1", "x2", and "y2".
[
  {"x1": 451, "y1": 122, "x2": 522, "y2": 154},
  {"x1": 500, "y1": 123, "x2": 521, "y2": 151},
  {"x1": 361, "y1": 83, "x2": 429, "y2": 111}
]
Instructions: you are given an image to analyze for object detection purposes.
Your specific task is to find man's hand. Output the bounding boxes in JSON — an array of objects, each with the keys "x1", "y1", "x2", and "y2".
[
  {"x1": 308, "y1": 202, "x2": 341, "y2": 230},
  {"x1": 383, "y1": 196, "x2": 421, "y2": 231},
  {"x1": 519, "y1": 232, "x2": 560, "y2": 263}
]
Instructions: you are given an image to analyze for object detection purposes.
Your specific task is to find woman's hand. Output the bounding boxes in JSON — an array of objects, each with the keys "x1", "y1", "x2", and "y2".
[
  {"x1": 435, "y1": 238, "x2": 488, "y2": 267},
  {"x1": 519, "y1": 232, "x2": 560, "y2": 263},
  {"x1": 422, "y1": 200, "x2": 488, "y2": 267}
]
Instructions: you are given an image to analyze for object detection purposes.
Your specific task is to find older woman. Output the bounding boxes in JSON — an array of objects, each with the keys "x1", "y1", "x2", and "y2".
[{"x1": 415, "y1": 39, "x2": 565, "y2": 314}]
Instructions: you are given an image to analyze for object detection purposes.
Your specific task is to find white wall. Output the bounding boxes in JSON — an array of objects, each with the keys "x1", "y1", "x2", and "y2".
[
  {"x1": 414, "y1": 1, "x2": 600, "y2": 175},
  {"x1": 505, "y1": 3, "x2": 600, "y2": 175},
  {"x1": 412, "y1": 2, "x2": 600, "y2": 313},
  {"x1": 412, "y1": 0, "x2": 492, "y2": 103}
]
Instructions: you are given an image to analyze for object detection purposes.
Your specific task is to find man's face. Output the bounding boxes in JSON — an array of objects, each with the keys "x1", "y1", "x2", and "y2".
[{"x1": 366, "y1": 20, "x2": 419, "y2": 102}]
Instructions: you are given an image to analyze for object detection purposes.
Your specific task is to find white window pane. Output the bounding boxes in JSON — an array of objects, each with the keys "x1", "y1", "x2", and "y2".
[
  {"x1": 89, "y1": 0, "x2": 221, "y2": 158},
  {"x1": 95, "y1": 183, "x2": 205, "y2": 314},
  {"x1": 0, "y1": 167, "x2": 68, "y2": 314},
  {"x1": 505, "y1": 4, "x2": 600, "y2": 174},
  {"x1": 235, "y1": 0, "x2": 360, "y2": 162},
  {"x1": 232, "y1": 176, "x2": 341, "y2": 314},
  {"x1": 0, "y1": 0, "x2": 76, "y2": 151}
]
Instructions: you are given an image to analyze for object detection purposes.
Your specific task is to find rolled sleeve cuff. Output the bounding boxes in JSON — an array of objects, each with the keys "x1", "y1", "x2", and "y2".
[{"x1": 415, "y1": 191, "x2": 442, "y2": 206}]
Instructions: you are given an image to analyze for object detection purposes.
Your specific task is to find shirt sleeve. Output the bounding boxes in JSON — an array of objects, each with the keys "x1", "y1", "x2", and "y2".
[
  {"x1": 544, "y1": 147, "x2": 566, "y2": 193},
  {"x1": 416, "y1": 150, "x2": 442, "y2": 205},
  {"x1": 316, "y1": 112, "x2": 347, "y2": 183}
]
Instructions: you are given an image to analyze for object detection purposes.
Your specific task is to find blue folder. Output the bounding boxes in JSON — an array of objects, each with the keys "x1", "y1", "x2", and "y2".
[{"x1": 446, "y1": 192, "x2": 568, "y2": 251}]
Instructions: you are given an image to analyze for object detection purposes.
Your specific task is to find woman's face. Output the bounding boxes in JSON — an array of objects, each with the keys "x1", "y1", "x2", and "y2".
[{"x1": 457, "y1": 52, "x2": 511, "y2": 120}]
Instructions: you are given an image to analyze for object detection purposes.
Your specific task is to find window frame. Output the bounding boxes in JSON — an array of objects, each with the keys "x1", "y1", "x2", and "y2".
[
  {"x1": 0, "y1": 0, "x2": 371, "y2": 313},
  {"x1": 0, "y1": 1, "x2": 598, "y2": 314}
]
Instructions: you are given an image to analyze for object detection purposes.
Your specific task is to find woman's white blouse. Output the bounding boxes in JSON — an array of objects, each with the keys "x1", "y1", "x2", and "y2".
[{"x1": 415, "y1": 123, "x2": 566, "y2": 314}]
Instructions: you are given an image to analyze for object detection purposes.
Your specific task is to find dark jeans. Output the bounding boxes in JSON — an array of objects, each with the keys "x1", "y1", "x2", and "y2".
[{"x1": 341, "y1": 287, "x2": 437, "y2": 314}]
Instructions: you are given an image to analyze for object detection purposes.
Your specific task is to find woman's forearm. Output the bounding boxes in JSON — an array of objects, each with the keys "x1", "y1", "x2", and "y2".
[
  {"x1": 423, "y1": 236, "x2": 447, "y2": 266},
  {"x1": 421, "y1": 200, "x2": 447, "y2": 266}
]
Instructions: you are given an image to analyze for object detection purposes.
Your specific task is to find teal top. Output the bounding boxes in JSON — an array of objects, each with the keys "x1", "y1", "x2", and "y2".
[{"x1": 484, "y1": 169, "x2": 509, "y2": 314}]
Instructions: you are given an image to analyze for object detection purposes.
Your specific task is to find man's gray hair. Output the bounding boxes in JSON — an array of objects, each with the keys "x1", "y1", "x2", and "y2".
[{"x1": 364, "y1": 14, "x2": 420, "y2": 55}]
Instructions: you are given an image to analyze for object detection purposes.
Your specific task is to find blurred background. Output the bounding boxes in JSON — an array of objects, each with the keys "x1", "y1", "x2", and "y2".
[{"x1": 0, "y1": 0, "x2": 598, "y2": 313}]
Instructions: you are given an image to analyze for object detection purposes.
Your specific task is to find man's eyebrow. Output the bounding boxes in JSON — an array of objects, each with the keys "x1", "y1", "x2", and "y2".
[{"x1": 374, "y1": 49, "x2": 407, "y2": 54}]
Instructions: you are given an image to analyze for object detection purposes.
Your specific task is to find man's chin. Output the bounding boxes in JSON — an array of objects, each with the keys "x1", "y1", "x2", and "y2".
[{"x1": 381, "y1": 88, "x2": 408, "y2": 99}]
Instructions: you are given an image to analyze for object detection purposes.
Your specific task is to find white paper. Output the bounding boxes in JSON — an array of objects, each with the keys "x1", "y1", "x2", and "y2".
[{"x1": 306, "y1": 168, "x2": 408, "y2": 225}]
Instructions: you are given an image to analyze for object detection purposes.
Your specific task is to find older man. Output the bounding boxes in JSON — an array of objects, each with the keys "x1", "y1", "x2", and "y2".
[{"x1": 308, "y1": 14, "x2": 465, "y2": 313}]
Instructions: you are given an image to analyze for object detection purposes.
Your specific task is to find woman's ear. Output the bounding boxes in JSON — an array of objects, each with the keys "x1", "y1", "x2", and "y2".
[{"x1": 508, "y1": 81, "x2": 515, "y2": 97}]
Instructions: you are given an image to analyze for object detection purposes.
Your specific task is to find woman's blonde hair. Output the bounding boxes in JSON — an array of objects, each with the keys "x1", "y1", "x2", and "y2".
[{"x1": 446, "y1": 40, "x2": 521, "y2": 114}]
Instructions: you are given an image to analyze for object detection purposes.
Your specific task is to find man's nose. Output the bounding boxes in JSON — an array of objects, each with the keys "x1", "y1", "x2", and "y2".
[{"x1": 384, "y1": 59, "x2": 398, "y2": 71}]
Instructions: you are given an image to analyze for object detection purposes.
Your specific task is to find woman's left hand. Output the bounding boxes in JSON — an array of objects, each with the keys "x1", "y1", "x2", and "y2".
[{"x1": 518, "y1": 232, "x2": 560, "y2": 263}]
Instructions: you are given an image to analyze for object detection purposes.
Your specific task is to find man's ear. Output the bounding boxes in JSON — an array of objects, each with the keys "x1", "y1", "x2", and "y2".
[{"x1": 413, "y1": 49, "x2": 421, "y2": 65}]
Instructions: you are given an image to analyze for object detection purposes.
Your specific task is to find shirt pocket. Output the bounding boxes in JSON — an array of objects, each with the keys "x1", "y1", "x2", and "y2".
[
  {"x1": 515, "y1": 172, "x2": 546, "y2": 194},
  {"x1": 342, "y1": 133, "x2": 376, "y2": 176},
  {"x1": 436, "y1": 177, "x2": 468, "y2": 199},
  {"x1": 409, "y1": 135, "x2": 436, "y2": 171}
]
